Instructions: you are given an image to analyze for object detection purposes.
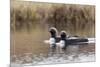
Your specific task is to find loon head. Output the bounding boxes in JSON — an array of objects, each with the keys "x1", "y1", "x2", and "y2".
[
  {"x1": 60, "y1": 31, "x2": 67, "y2": 40},
  {"x1": 49, "y1": 27, "x2": 57, "y2": 38}
]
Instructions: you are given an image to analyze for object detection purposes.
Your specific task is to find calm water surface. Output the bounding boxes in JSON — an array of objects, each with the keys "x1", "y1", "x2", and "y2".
[{"x1": 10, "y1": 25, "x2": 95, "y2": 66}]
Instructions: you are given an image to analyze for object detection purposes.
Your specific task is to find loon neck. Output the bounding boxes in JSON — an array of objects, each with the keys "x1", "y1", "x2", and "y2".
[
  {"x1": 51, "y1": 33, "x2": 56, "y2": 38},
  {"x1": 51, "y1": 35, "x2": 56, "y2": 38},
  {"x1": 61, "y1": 37, "x2": 66, "y2": 40}
]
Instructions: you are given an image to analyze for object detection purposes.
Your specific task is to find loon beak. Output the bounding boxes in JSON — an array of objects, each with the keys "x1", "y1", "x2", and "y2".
[{"x1": 44, "y1": 40, "x2": 50, "y2": 44}]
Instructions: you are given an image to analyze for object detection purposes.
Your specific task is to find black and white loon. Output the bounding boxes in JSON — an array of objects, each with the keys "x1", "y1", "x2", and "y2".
[
  {"x1": 44, "y1": 27, "x2": 58, "y2": 49},
  {"x1": 57, "y1": 31, "x2": 68, "y2": 50}
]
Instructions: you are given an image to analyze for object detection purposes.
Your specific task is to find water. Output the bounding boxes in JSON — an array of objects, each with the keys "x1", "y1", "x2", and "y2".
[
  {"x1": 11, "y1": 41, "x2": 95, "y2": 67},
  {"x1": 10, "y1": 23, "x2": 95, "y2": 66},
  {"x1": 11, "y1": 50, "x2": 95, "y2": 67}
]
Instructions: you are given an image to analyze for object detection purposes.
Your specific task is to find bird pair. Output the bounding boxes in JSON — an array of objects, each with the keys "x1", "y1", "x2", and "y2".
[{"x1": 44, "y1": 27, "x2": 68, "y2": 53}]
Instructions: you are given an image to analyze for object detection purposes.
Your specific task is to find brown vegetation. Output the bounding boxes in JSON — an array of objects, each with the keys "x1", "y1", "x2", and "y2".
[{"x1": 11, "y1": 1, "x2": 95, "y2": 34}]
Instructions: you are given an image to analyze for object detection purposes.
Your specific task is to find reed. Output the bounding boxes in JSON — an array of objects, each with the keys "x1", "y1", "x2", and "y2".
[{"x1": 10, "y1": 1, "x2": 95, "y2": 35}]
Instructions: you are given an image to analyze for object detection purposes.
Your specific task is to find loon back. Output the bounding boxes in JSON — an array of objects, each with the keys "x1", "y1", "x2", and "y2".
[{"x1": 55, "y1": 36, "x2": 88, "y2": 45}]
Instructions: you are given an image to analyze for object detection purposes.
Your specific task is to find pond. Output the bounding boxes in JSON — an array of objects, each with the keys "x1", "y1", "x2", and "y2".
[{"x1": 10, "y1": 23, "x2": 95, "y2": 66}]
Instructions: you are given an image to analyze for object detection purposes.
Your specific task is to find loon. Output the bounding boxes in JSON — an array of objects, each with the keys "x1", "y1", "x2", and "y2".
[
  {"x1": 44, "y1": 27, "x2": 59, "y2": 50},
  {"x1": 49, "y1": 27, "x2": 57, "y2": 49},
  {"x1": 59, "y1": 31, "x2": 67, "y2": 50}
]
